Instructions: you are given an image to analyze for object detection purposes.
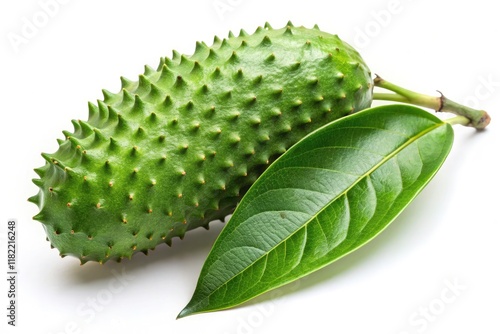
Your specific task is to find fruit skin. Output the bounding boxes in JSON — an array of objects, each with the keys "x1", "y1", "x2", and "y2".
[{"x1": 29, "y1": 22, "x2": 373, "y2": 264}]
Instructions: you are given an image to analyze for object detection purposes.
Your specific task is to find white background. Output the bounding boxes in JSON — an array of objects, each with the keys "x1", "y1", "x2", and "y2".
[{"x1": 1, "y1": 0, "x2": 499, "y2": 333}]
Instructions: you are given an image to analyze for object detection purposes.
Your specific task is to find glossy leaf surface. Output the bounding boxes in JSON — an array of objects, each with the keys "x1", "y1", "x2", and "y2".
[{"x1": 179, "y1": 104, "x2": 454, "y2": 317}]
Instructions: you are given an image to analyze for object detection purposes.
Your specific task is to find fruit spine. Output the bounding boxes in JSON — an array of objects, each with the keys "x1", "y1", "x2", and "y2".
[{"x1": 30, "y1": 22, "x2": 373, "y2": 264}]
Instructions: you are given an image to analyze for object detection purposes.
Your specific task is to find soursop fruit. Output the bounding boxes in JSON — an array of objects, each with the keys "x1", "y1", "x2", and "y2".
[{"x1": 30, "y1": 22, "x2": 373, "y2": 264}]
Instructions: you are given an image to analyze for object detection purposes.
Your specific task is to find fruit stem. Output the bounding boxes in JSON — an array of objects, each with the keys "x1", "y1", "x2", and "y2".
[
  {"x1": 445, "y1": 116, "x2": 471, "y2": 126},
  {"x1": 373, "y1": 75, "x2": 491, "y2": 130}
]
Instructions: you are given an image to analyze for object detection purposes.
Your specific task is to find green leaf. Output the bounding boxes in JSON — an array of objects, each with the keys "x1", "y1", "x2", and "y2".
[{"x1": 178, "y1": 104, "x2": 454, "y2": 318}]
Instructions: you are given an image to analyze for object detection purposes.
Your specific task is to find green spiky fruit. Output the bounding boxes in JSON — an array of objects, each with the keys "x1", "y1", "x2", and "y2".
[{"x1": 30, "y1": 22, "x2": 373, "y2": 264}]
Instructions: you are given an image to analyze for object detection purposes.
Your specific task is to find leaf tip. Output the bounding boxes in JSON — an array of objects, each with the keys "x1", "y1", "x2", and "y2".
[{"x1": 176, "y1": 306, "x2": 194, "y2": 319}]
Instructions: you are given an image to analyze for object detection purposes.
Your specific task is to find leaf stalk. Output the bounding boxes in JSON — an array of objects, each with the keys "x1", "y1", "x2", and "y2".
[{"x1": 373, "y1": 75, "x2": 491, "y2": 130}]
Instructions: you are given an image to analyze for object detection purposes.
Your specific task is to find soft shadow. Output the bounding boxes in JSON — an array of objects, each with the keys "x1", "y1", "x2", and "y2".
[{"x1": 65, "y1": 219, "x2": 226, "y2": 284}]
